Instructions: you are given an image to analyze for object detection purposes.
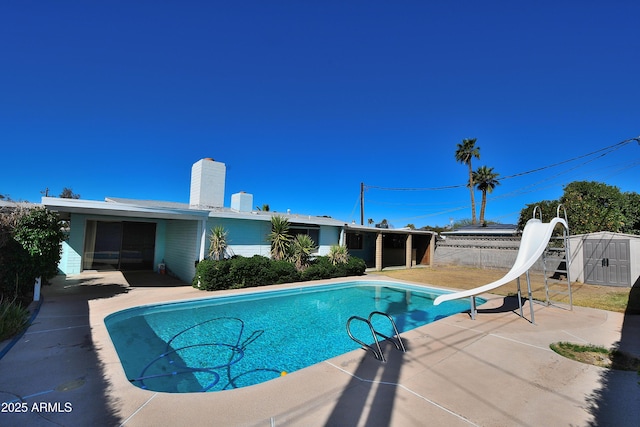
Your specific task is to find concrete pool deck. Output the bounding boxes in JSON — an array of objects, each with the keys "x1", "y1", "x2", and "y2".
[{"x1": 1, "y1": 271, "x2": 638, "y2": 426}]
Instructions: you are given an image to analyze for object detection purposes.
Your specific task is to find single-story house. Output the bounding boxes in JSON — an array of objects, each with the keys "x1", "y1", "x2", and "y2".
[{"x1": 42, "y1": 159, "x2": 435, "y2": 283}]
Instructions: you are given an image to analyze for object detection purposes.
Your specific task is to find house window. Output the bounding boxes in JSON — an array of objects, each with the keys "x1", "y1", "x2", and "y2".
[
  {"x1": 346, "y1": 233, "x2": 363, "y2": 250},
  {"x1": 289, "y1": 226, "x2": 320, "y2": 245}
]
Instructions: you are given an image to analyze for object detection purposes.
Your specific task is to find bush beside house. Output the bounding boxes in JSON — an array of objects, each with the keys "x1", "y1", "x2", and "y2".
[
  {"x1": 0, "y1": 205, "x2": 65, "y2": 340},
  {"x1": 193, "y1": 255, "x2": 366, "y2": 291}
]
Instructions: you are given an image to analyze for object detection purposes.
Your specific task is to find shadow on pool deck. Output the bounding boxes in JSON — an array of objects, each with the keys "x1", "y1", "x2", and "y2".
[{"x1": 0, "y1": 272, "x2": 132, "y2": 427}]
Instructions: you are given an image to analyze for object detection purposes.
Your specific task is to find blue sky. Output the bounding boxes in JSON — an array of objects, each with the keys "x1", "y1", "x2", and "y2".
[{"x1": 2, "y1": 1, "x2": 639, "y2": 228}]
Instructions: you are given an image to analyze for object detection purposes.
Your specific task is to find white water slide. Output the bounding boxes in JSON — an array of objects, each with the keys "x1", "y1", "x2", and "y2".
[{"x1": 433, "y1": 215, "x2": 570, "y2": 323}]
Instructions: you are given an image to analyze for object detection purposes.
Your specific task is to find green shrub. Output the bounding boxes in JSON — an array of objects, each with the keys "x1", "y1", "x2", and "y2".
[
  {"x1": 193, "y1": 254, "x2": 367, "y2": 291},
  {"x1": 229, "y1": 255, "x2": 274, "y2": 288},
  {"x1": 0, "y1": 238, "x2": 35, "y2": 299},
  {"x1": 1, "y1": 207, "x2": 65, "y2": 300},
  {"x1": 13, "y1": 207, "x2": 65, "y2": 281},
  {"x1": 343, "y1": 256, "x2": 367, "y2": 276},
  {"x1": 192, "y1": 259, "x2": 232, "y2": 291},
  {"x1": 270, "y1": 260, "x2": 301, "y2": 284},
  {"x1": 0, "y1": 297, "x2": 29, "y2": 341},
  {"x1": 301, "y1": 256, "x2": 338, "y2": 281}
]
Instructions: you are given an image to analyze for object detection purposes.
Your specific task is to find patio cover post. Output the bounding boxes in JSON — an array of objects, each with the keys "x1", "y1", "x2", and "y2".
[
  {"x1": 405, "y1": 234, "x2": 412, "y2": 268},
  {"x1": 375, "y1": 232, "x2": 383, "y2": 271},
  {"x1": 197, "y1": 218, "x2": 207, "y2": 261}
]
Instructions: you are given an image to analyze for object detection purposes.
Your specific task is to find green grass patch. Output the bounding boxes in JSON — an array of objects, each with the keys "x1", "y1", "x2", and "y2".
[{"x1": 550, "y1": 341, "x2": 640, "y2": 373}]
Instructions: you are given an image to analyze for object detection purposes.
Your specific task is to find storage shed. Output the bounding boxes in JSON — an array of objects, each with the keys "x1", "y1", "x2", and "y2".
[{"x1": 568, "y1": 231, "x2": 640, "y2": 287}]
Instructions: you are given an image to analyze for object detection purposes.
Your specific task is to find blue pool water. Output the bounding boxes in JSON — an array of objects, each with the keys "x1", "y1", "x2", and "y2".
[{"x1": 105, "y1": 281, "x2": 478, "y2": 393}]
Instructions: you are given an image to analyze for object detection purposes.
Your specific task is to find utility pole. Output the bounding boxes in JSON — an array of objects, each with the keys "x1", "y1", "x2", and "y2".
[{"x1": 360, "y1": 182, "x2": 364, "y2": 225}]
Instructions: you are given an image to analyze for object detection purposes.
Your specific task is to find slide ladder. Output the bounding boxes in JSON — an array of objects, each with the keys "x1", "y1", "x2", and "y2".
[
  {"x1": 346, "y1": 311, "x2": 406, "y2": 362},
  {"x1": 542, "y1": 205, "x2": 573, "y2": 310}
]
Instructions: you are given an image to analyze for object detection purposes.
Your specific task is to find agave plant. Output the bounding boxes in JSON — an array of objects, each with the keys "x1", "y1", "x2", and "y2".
[
  {"x1": 290, "y1": 234, "x2": 317, "y2": 271},
  {"x1": 268, "y1": 215, "x2": 291, "y2": 261},
  {"x1": 208, "y1": 225, "x2": 229, "y2": 260},
  {"x1": 328, "y1": 245, "x2": 350, "y2": 265}
]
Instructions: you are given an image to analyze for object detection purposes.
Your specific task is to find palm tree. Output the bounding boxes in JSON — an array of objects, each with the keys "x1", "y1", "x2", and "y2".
[
  {"x1": 455, "y1": 138, "x2": 481, "y2": 224},
  {"x1": 473, "y1": 166, "x2": 500, "y2": 225},
  {"x1": 268, "y1": 215, "x2": 291, "y2": 260}
]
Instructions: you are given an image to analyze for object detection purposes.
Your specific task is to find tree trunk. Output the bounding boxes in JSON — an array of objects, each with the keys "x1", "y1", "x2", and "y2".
[{"x1": 468, "y1": 164, "x2": 477, "y2": 224}]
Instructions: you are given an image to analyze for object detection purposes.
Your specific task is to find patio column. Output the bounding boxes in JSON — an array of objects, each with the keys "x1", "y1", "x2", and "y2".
[
  {"x1": 375, "y1": 232, "x2": 383, "y2": 271},
  {"x1": 405, "y1": 234, "x2": 412, "y2": 269},
  {"x1": 428, "y1": 233, "x2": 435, "y2": 267},
  {"x1": 197, "y1": 218, "x2": 207, "y2": 261}
]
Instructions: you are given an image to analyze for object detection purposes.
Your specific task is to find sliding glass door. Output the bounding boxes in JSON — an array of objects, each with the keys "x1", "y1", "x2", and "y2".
[{"x1": 84, "y1": 220, "x2": 156, "y2": 271}]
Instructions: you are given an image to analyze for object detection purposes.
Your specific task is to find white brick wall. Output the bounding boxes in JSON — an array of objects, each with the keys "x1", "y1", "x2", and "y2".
[{"x1": 164, "y1": 220, "x2": 199, "y2": 282}]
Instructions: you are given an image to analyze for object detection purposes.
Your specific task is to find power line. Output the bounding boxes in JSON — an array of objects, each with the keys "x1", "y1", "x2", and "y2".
[{"x1": 364, "y1": 137, "x2": 637, "y2": 192}]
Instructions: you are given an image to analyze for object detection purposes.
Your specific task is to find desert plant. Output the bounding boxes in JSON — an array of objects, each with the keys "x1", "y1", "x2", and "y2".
[
  {"x1": 290, "y1": 234, "x2": 316, "y2": 271},
  {"x1": 268, "y1": 215, "x2": 291, "y2": 261},
  {"x1": 208, "y1": 226, "x2": 230, "y2": 260},
  {"x1": 327, "y1": 245, "x2": 349, "y2": 265}
]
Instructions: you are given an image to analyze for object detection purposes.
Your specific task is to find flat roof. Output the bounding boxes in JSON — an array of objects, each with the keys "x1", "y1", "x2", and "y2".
[
  {"x1": 43, "y1": 196, "x2": 347, "y2": 227},
  {"x1": 344, "y1": 223, "x2": 436, "y2": 236}
]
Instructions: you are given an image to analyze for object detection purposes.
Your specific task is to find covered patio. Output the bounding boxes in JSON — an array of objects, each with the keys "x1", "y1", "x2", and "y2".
[{"x1": 343, "y1": 225, "x2": 436, "y2": 271}]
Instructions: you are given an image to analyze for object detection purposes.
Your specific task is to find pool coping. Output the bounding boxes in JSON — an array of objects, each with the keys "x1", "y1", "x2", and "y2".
[
  {"x1": 102, "y1": 277, "x2": 478, "y2": 396},
  {"x1": 92, "y1": 275, "x2": 472, "y2": 425}
]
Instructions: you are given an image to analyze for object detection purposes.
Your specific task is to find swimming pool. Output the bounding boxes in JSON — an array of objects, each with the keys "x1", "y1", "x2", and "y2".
[{"x1": 105, "y1": 280, "x2": 478, "y2": 393}]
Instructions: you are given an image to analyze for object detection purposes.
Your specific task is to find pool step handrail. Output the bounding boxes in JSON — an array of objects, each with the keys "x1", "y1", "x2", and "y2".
[
  {"x1": 346, "y1": 316, "x2": 386, "y2": 361},
  {"x1": 369, "y1": 311, "x2": 407, "y2": 353},
  {"x1": 346, "y1": 312, "x2": 406, "y2": 362}
]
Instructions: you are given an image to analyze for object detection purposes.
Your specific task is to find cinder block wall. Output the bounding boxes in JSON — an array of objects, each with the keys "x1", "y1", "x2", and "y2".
[{"x1": 433, "y1": 236, "x2": 547, "y2": 272}]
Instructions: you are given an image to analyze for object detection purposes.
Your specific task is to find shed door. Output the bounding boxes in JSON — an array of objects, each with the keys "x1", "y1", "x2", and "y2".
[{"x1": 583, "y1": 239, "x2": 630, "y2": 287}]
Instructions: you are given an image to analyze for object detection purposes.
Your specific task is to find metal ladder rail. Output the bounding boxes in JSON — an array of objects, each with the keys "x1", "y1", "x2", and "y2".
[
  {"x1": 346, "y1": 316, "x2": 386, "y2": 361},
  {"x1": 346, "y1": 312, "x2": 407, "y2": 362},
  {"x1": 543, "y1": 205, "x2": 573, "y2": 310},
  {"x1": 369, "y1": 311, "x2": 407, "y2": 353}
]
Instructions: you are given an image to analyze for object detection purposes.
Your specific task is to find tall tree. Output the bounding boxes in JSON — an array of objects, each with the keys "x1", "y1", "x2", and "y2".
[
  {"x1": 473, "y1": 166, "x2": 500, "y2": 225},
  {"x1": 560, "y1": 181, "x2": 626, "y2": 234},
  {"x1": 455, "y1": 138, "x2": 481, "y2": 224},
  {"x1": 516, "y1": 181, "x2": 638, "y2": 235}
]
